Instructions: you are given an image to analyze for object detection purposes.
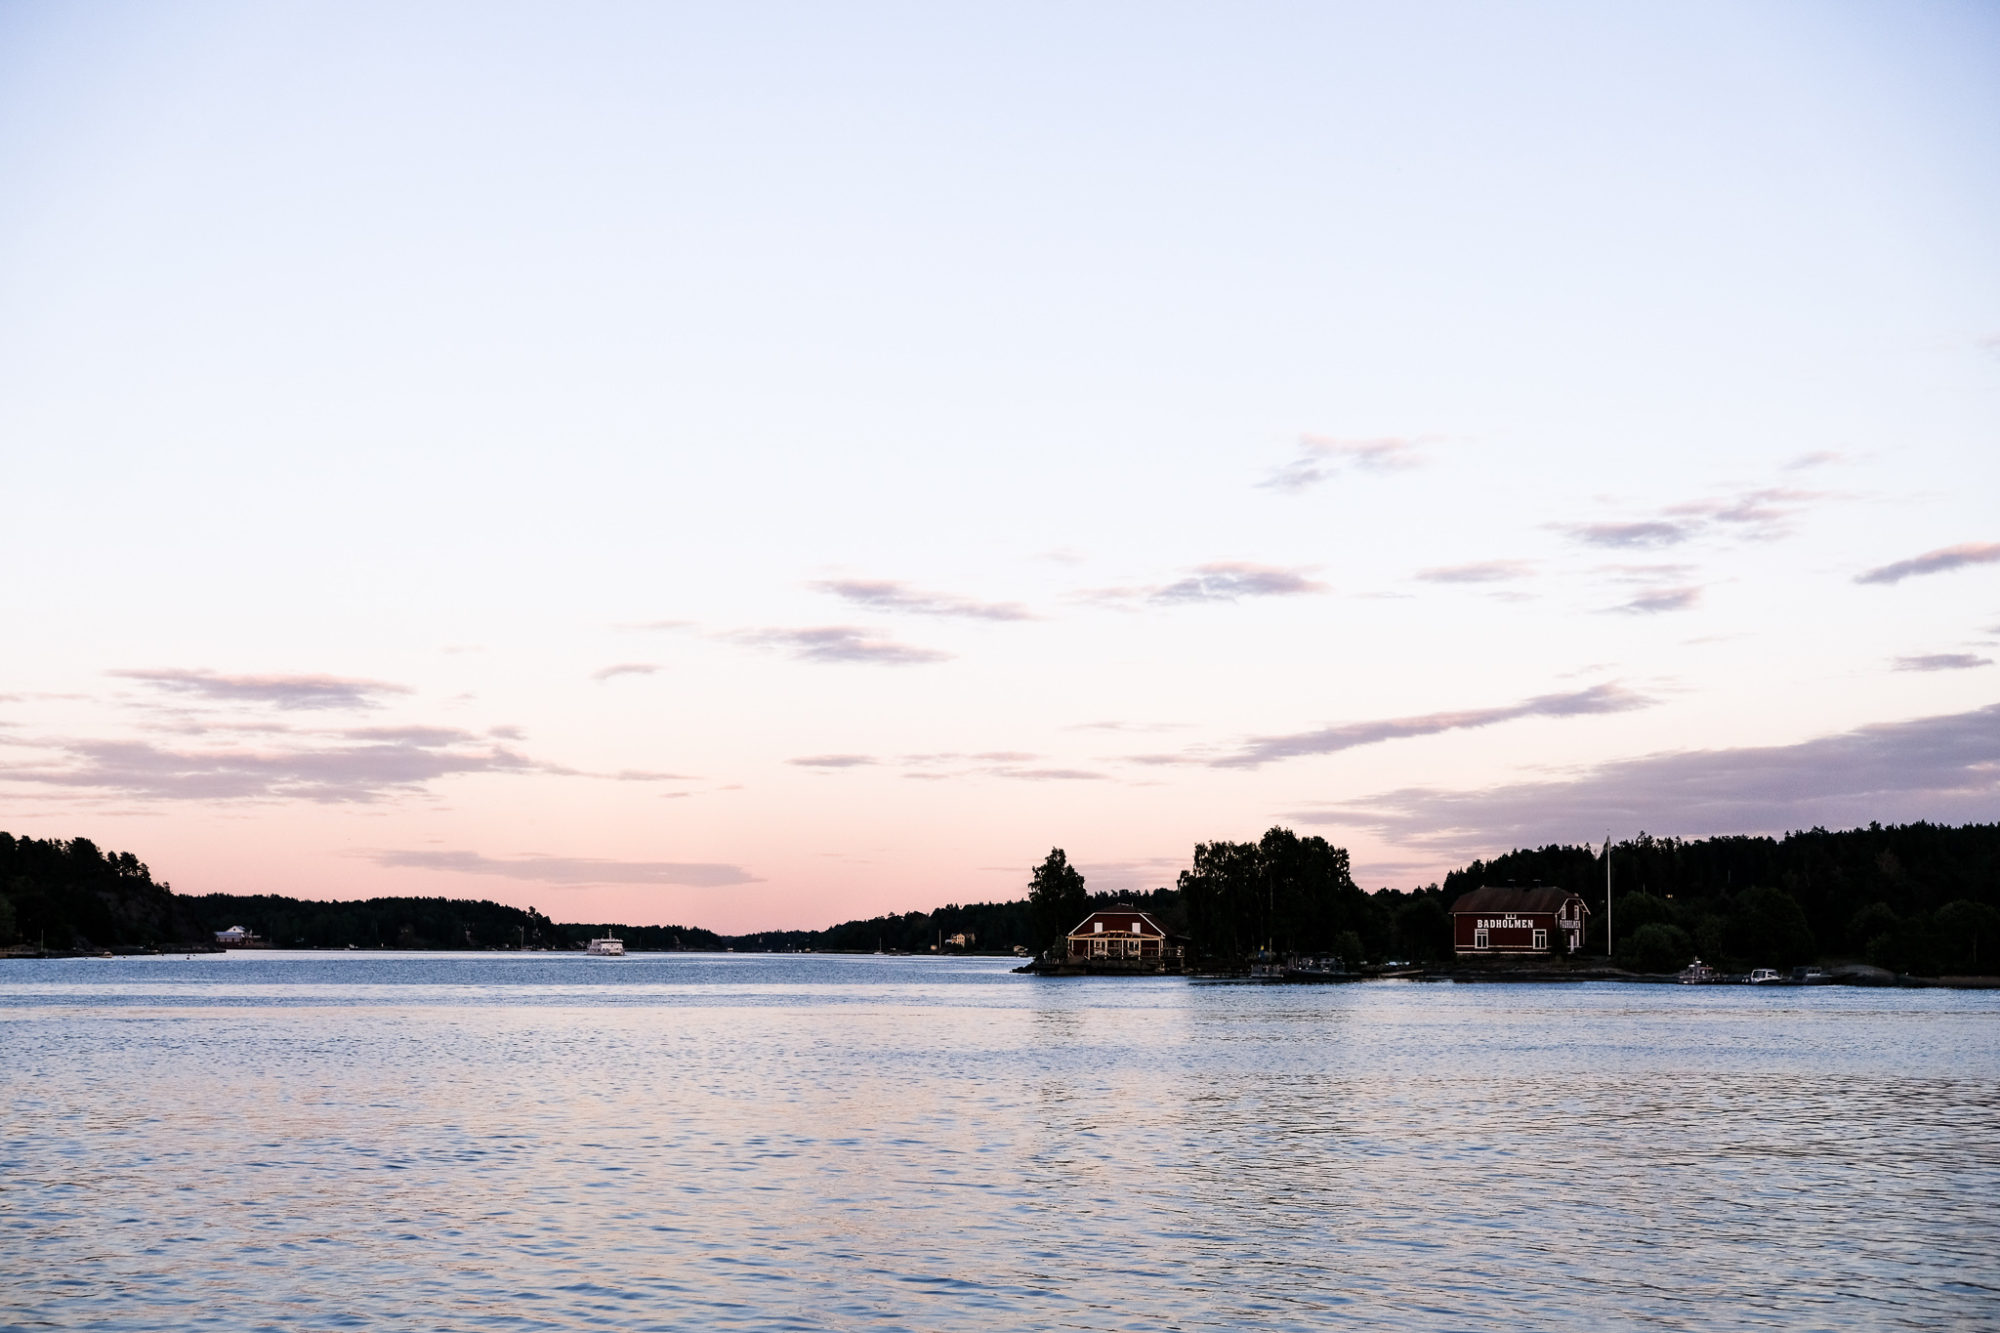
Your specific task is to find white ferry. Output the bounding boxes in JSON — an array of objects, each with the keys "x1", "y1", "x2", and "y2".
[{"x1": 585, "y1": 934, "x2": 626, "y2": 957}]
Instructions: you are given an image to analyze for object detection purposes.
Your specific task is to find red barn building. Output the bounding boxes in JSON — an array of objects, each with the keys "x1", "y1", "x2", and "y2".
[
  {"x1": 1449, "y1": 886, "x2": 1589, "y2": 956},
  {"x1": 1067, "y1": 908, "x2": 1179, "y2": 963}
]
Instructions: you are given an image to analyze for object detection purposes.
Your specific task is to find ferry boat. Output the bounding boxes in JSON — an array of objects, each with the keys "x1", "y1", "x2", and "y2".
[{"x1": 585, "y1": 934, "x2": 625, "y2": 956}]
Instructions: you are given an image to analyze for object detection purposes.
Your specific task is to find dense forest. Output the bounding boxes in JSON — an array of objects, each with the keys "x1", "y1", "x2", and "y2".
[
  {"x1": 4, "y1": 822, "x2": 1997, "y2": 975},
  {"x1": 1441, "y1": 823, "x2": 2000, "y2": 975}
]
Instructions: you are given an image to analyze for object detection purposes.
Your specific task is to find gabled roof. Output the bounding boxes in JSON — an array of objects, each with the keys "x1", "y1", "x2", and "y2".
[
  {"x1": 1067, "y1": 908, "x2": 1168, "y2": 937},
  {"x1": 1448, "y1": 885, "x2": 1588, "y2": 916}
]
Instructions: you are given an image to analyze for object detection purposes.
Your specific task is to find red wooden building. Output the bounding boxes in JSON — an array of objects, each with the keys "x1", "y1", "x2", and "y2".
[
  {"x1": 1067, "y1": 908, "x2": 1179, "y2": 963},
  {"x1": 1448, "y1": 886, "x2": 1589, "y2": 956}
]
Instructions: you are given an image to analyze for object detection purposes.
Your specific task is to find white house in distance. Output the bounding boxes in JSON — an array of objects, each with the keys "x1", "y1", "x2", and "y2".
[{"x1": 213, "y1": 925, "x2": 259, "y2": 947}]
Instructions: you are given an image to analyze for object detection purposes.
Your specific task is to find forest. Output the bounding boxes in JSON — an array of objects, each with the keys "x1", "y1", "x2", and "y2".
[{"x1": 3, "y1": 822, "x2": 1997, "y2": 976}]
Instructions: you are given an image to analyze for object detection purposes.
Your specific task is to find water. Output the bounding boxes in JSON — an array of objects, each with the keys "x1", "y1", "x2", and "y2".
[{"x1": 3, "y1": 953, "x2": 1996, "y2": 1331}]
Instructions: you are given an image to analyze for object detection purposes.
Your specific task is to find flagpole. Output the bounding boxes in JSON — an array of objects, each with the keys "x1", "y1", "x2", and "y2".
[{"x1": 1604, "y1": 834, "x2": 1613, "y2": 958}]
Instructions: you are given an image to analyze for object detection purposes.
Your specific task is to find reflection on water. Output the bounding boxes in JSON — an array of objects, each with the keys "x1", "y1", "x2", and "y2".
[{"x1": 2, "y1": 953, "x2": 1996, "y2": 1329}]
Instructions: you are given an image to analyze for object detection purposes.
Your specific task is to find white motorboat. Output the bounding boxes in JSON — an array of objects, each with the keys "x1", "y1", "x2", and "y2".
[
  {"x1": 1677, "y1": 958, "x2": 1718, "y2": 984},
  {"x1": 1747, "y1": 967, "x2": 1782, "y2": 984},
  {"x1": 585, "y1": 935, "x2": 625, "y2": 956}
]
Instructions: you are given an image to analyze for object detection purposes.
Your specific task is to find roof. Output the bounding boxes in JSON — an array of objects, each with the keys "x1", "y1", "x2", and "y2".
[
  {"x1": 1068, "y1": 908, "x2": 1169, "y2": 937},
  {"x1": 1447, "y1": 885, "x2": 1588, "y2": 916}
]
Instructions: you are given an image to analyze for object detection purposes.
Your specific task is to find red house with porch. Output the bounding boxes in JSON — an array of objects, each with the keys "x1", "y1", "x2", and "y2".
[
  {"x1": 1449, "y1": 885, "x2": 1589, "y2": 956},
  {"x1": 1067, "y1": 908, "x2": 1180, "y2": 965}
]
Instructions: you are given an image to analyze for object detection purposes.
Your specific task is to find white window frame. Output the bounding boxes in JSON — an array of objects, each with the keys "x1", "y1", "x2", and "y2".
[
  {"x1": 1473, "y1": 928, "x2": 1489, "y2": 950},
  {"x1": 1533, "y1": 929, "x2": 1548, "y2": 951}
]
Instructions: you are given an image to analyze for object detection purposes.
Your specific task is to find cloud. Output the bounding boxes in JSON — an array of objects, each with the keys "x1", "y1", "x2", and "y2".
[
  {"x1": 1065, "y1": 720, "x2": 1191, "y2": 733},
  {"x1": 1260, "y1": 436, "x2": 1424, "y2": 492},
  {"x1": 1560, "y1": 487, "x2": 1826, "y2": 550},
  {"x1": 730, "y1": 626, "x2": 950, "y2": 665},
  {"x1": 1893, "y1": 654, "x2": 1991, "y2": 672},
  {"x1": 1667, "y1": 488, "x2": 1822, "y2": 534},
  {"x1": 112, "y1": 668, "x2": 410, "y2": 711},
  {"x1": 370, "y1": 849, "x2": 757, "y2": 887},
  {"x1": 1213, "y1": 682, "x2": 1650, "y2": 770},
  {"x1": 812, "y1": 578, "x2": 1034, "y2": 621},
  {"x1": 1302, "y1": 704, "x2": 2000, "y2": 853},
  {"x1": 1613, "y1": 586, "x2": 1702, "y2": 615},
  {"x1": 1150, "y1": 562, "x2": 1326, "y2": 603},
  {"x1": 0, "y1": 728, "x2": 535, "y2": 802},
  {"x1": 1087, "y1": 562, "x2": 1327, "y2": 607},
  {"x1": 592, "y1": 663, "x2": 660, "y2": 682},
  {"x1": 1856, "y1": 542, "x2": 2000, "y2": 586},
  {"x1": 1562, "y1": 520, "x2": 1693, "y2": 549},
  {"x1": 1073, "y1": 856, "x2": 1187, "y2": 895},
  {"x1": 897, "y1": 751, "x2": 1108, "y2": 782},
  {"x1": 1416, "y1": 560, "x2": 1535, "y2": 584},
  {"x1": 1783, "y1": 450, "x2": 1847, "y2": 471},
  {"x1": 789, "y1": 754, "x2": 877, "y2": 768}
]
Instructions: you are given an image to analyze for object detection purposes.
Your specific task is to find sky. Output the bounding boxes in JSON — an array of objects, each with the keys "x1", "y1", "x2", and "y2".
[{"x1": 1, "y1": 1, "x2": 1996, "y2": 932}]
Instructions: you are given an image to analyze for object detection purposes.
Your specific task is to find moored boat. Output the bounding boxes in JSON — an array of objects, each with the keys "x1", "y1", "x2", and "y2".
[
  {"x1": 1678, "y1": 957, "x2": 1717, "y2": 984},
  {"x1": 586, "y1": 935, "x2": 625, "y2": 956}
]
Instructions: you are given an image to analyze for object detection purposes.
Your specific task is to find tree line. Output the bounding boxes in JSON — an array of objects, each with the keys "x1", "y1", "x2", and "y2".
[{"x1": 5, "y1": 822, "x2": 1997, "y2": 975}]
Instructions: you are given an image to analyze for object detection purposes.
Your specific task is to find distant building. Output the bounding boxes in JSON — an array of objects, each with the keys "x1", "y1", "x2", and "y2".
[
  {"x1": 945, "y1": 932, "x2": 976, "y2": 949},
  {"x1": 1066, "y1": 908, "x2": 1180, "y2": 964},
  {"x1": 214, "y1": 925, "x2": 258, "y2": 946},
  {"x1": 1448, "y1": 886, "x2": 1588, "y2": 956}
]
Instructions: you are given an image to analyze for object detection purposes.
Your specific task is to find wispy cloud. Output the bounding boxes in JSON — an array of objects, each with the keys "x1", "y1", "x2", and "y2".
[
  {"x1": 1087, "y1": 562, "x2": 1327, "y2": 607},
  {"x1": 1301, "y1": 704, "x2": 2000, "y2": 853},
  {"x1": 1073, "y1": 856, "x2": 1187, "y2": 894},
  {"x1": 1783, "y1": 450, "x2": 1847, "y2": 471},
  {"x1": 730, "y1": 626, "x2": 950, "y2": 665},
  {"x1": 1564, "y1": 520, "x2": 1694, "y2": 549},
  {"x1": 789, "y1": 754, "x2": 877, "y2": 768},
  {"x1": 592, "y1": 663, "x2": 660, "y2": 682},
  {"x1": 1613, "y1": 586, "x2": 1702, "y2": 615},
  {"x1": 899, "y1": 751, "x2": 1108, "y2": 782},
  {"x1": 1260, "y1": 436, "x2": 1425, "y2": 492},
  {"x1": 812, "y1": 578, "x2": 1035, "y2": 621},
  {"x1": 1856, "y1": 542, "x2": 2000, "y2": 586},
  {"x1": 1560, "y1": 487, "x2": 1825, "y2": 549},
  {"x1": 1416, "y1": 560, "x2": 1536, "y2": 585},
  {"x1": 0, "y1": 728, "x2": 535, "y2": 802},
  {"x1": 1065, "y1": 720, "x2": 1191, "y2": 733},
  {"x1": 112, "y1": 668, "x2": 410, "y2": 711},
  {"x1": 370, "y1": 849, "x2": 757, "y2": 887},
  {"x1": 1211, "y1": 682, "x2": 1650, "y2": 770},
  {"x1": 1893, "y1": 653, "x2": 1991, "y2": 672},
  {"x1": 1152, "y1": 562, "x2": 1326, "y2": 603}
]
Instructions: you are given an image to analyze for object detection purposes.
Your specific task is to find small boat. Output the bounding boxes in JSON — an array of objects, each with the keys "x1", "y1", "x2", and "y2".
[
  {"x1": 1677, "y1": 958, "x2": 1718, "y2": 984},
  {"x1": 1747, "y1": 967, "x2": 1782, "y2": 985},
  {"x1": 1282, "y1": 955, "x2": 1363, "y2": 983},
  {"x1": 585, "y1": 935, "x2": 626, "y2": 956}
]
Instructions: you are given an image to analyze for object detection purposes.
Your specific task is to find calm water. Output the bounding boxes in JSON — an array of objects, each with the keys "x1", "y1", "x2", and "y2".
[{"x1": 3, "y1": 954, "x2": 1996, "y2": 1331}]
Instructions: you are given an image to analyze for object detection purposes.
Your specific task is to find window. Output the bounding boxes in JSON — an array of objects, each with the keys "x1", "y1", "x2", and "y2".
[
  {"x1": 1473, "y1": 928, "x2": 1489, "y2": 950},
  {"x1": 1533, "y1": 929, "x2": 1548, "y2": 951},
  {"x1": 1094, "y1": 921, "x2": 1104, "y2": 933}
]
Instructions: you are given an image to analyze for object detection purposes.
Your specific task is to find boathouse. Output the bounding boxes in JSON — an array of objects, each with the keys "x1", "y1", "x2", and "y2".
[
  {"x1": 1448, "y1": 886, "x2": 1589, "y2": 956},
  {"x1": 1066, "y1": 908, "x2": 1180, "y2": 964}
]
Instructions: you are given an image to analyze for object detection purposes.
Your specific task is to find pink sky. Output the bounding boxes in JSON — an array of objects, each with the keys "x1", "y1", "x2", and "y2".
[{"x1": 2, "y1": 3, "x2": 1997, "y2": 931}]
